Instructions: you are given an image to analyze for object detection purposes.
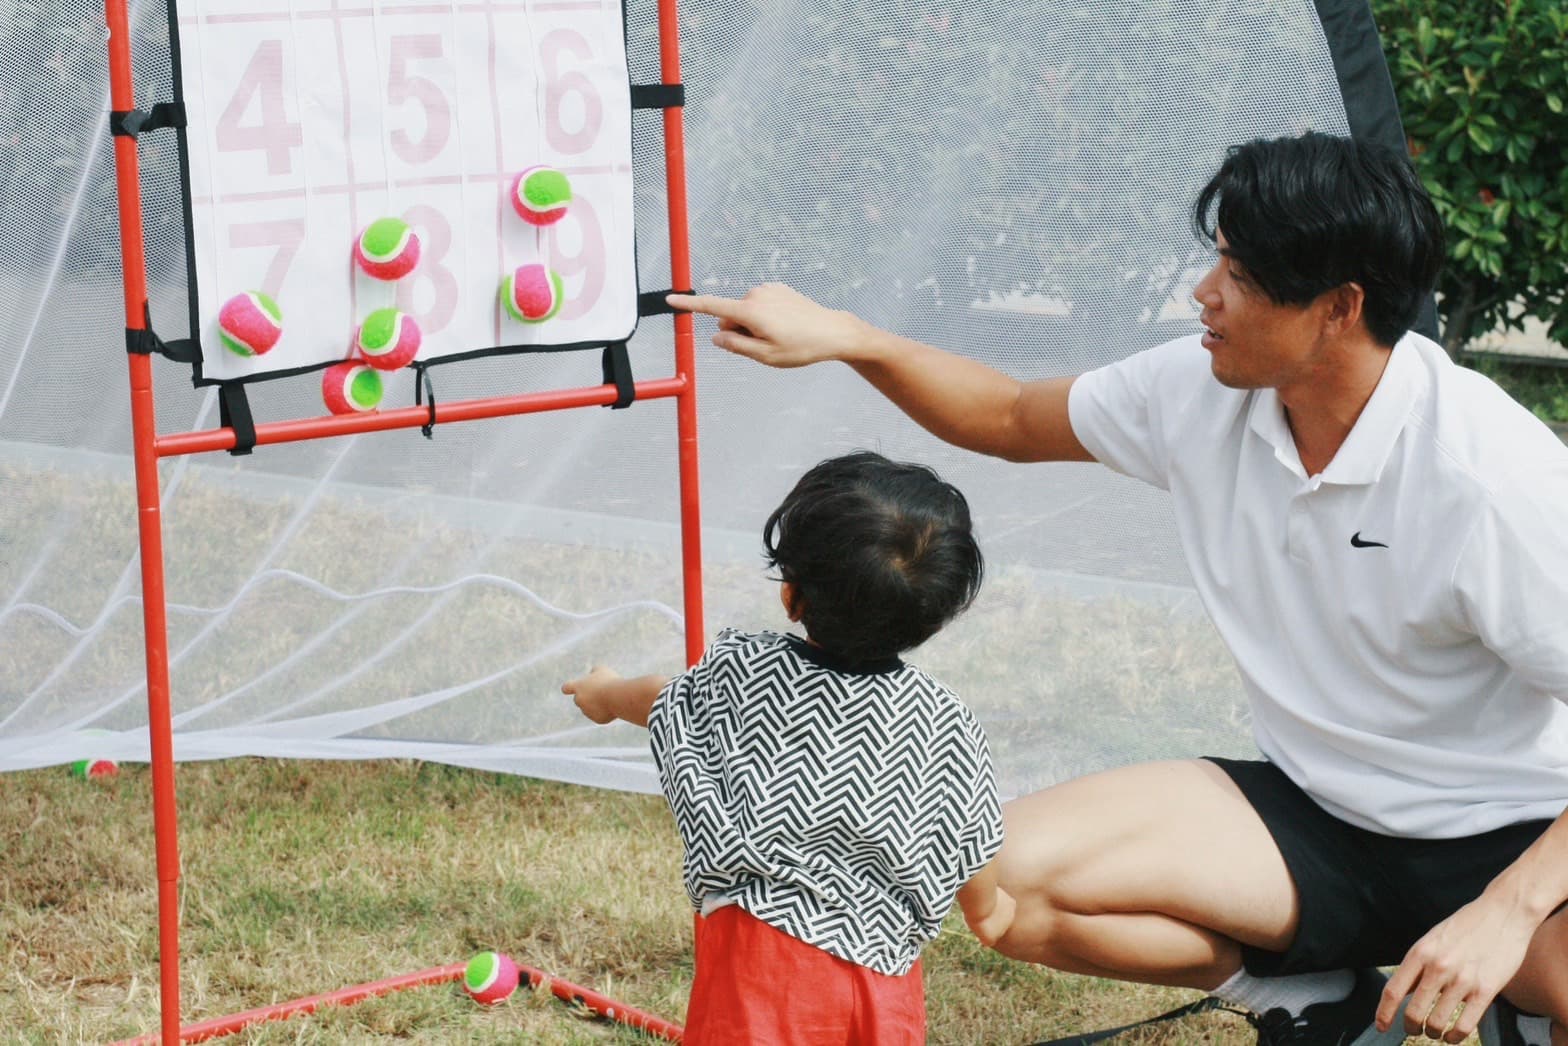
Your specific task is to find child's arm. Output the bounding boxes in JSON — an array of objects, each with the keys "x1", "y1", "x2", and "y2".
[
  {"x1": 561, "y1": 667, "x2": 670, "y2": 728},
  {"x1": 956, "y1": 858, "x2": 1016, "y2": 948}
]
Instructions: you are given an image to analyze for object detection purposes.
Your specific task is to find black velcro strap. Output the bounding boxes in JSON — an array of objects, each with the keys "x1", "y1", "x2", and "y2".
[
  {"x1": 126, "y1": 303, "x2": 199, "y2": 363},
  {"x1": 218, "y1": 383, "x2": 257, "y2": 456},
  {"x1": 601, "y1": 342, "x2": 635, "y2": 409},
  {"x1": 630, "y1": 83, "x2": 684, "y2": 109},
  {"x1": 111, "y1": 102, "x2": 188, "y2": 138},
  {"x1": 637, "y1": 289, "x2": 691, "y2": 317},
  {"x1": 413, "y1": 365, "x2": 437, "y2": 439},
  {"x1": 1029, "y1": 997, "x2": 1231, "y2": 1046}
]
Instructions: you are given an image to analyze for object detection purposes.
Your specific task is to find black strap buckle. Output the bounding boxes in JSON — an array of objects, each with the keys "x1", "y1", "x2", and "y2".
[
  {"x1": 218, "y1": 383, "x2": 257, "y2": 456},
  {"x1": 630, "y1": 83, "x2": 685, "y2": 109},
  {"x1": 601, "y1": 342, "x2": 635, "y2": 409},
  {"x1": 413, "y1": 365, "x2": 438, "y2": 438},
  {"x1": 110, "y1": 102, "x2": 187, "y2": 138}
]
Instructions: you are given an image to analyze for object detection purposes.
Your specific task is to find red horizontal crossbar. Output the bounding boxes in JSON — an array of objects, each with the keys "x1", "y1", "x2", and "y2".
[
  {"x1": 107, "y1": 958, "x2": 686, "y2": 1043},
  {"x1": 155, "y1": 376, "x2": 688, "y2": 457},
  {"x1": 516, "y1": 959, "x2": 685, "y2": 1042},
  {"x1": 108, "y1": 963, "x2": 466, "y2": 1045}
]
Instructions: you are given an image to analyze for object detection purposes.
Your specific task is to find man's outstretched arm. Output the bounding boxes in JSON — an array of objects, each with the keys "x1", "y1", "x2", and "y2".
[{"x1": 668, "y1": 284, "x2": 1094, "y2": 464}]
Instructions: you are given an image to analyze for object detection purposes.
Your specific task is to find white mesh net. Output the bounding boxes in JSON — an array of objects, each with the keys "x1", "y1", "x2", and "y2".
[{"x1": 0, "y1": 0, "x2": 1355, "y2": 798}]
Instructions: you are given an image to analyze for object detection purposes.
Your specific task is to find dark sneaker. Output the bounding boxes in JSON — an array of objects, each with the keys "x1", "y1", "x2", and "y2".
[
  {"x1": 1479, "y1": 996, "x2": 1552, "y2": 1046},
  {"x1": 1242, "y1": 968, "x2": 1410, "y2": 1046}
]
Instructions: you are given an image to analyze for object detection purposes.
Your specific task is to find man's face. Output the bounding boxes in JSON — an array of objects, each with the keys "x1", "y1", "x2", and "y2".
[{"x1": 1192, "y1": 232, "x2": 1327, "y2": 391}]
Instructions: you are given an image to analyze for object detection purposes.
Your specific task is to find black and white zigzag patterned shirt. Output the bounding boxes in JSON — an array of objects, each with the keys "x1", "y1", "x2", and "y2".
[{"x1": 647, "y1": 628, "x2": 1004, "y2": 976}]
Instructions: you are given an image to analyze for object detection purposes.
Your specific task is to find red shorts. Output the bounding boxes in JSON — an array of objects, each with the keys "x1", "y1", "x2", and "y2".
[{"x1": 682, "y1": 906, "x2": 925, "y2": 1045}]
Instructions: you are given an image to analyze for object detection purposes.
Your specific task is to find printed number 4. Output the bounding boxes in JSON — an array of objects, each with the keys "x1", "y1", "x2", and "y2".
[{"x1": 216, "y1": 39, "x2": 303, "y2": 176}]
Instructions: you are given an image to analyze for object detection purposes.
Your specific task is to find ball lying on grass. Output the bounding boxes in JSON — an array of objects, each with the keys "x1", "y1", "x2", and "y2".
[
  {"x1": 500, "y1": 264, "x2": 564, "y2": 324},
  {"x1": 70, "y1": 759, "x2": 117, "y2": 779},
  {"x1": 463, "y1": 951, "x2": 521, "y2": 1005},
  {"x1": 218, "y1": 291, "x2": 283, "y2": 357},
  {"x1": 354, "y1": 216, "x2": 421, "y2": 281},
  {"x1": 356, "y1": 307, "x2": 422, "y2": 370},
  {"x1": 510, "y1": 165, "x2": 572, "y2": 226},
  {"x1": 321, "y1": 360, "x2": 384, "y2": 415}
]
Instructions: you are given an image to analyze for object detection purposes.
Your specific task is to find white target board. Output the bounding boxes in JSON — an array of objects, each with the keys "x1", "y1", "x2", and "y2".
[{"x1": 176, "y1": 0, "x2": 637, "y2": 384}]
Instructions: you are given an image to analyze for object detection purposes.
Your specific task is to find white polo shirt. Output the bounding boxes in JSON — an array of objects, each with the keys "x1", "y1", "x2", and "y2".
[{"x1": 1069, "y1": 332, "x2": 1568, "y2": 838}]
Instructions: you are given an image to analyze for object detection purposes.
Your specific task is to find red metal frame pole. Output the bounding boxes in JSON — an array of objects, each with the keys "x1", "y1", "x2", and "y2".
[
  {"x1": 101, "y1": 1, "x2": 701, "y2": 1040},
  {"x1": 517, "y1": 960, "x2": 685, "y2": 1042},
  {"x1": 104, "y1": 0, "x2": 183, "y2": 1041},
  {"x1": 659, "y1": 0, "x2": 706, "y2": 668},
  {"x1": 108, "y1": 964, "x2": 468, "y2": 1045},
  {"x1": 154, "y1": 377, "x2": 688, "y2": 457}
]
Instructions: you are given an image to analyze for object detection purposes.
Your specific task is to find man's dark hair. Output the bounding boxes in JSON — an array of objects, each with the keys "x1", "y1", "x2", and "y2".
[
  {"x1": 1192, "y1": 131, "x2": 1444, "y2": 347},
  {"x1": 763, "y1": 451, "x2": 984, "y2": 664}
]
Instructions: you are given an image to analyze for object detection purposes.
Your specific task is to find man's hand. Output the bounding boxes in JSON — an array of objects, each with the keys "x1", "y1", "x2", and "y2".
[
  {"x1": 667, "y1": 284, "x2": 873, "y2": 368},
  {"x1": 562, "y1": 666, "x2": 625, "y2": 725},
  {"x1": 1376, "y1": 891, "x2": 1536, "y2": 1042}
]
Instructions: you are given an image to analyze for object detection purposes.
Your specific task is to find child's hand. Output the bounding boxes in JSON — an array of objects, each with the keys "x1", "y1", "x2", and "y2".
[
  {"x1": 966, "y1": 885, "x2": 1017, "y2": 949},
  {"x1": 562, "y1": 666, "x2": 624, "y2": 724}
]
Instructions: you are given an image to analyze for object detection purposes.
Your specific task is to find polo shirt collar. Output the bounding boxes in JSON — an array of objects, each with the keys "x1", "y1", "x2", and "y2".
[{"x1": 1246, "y1": 336, "x2": 1422, "y2": 485}]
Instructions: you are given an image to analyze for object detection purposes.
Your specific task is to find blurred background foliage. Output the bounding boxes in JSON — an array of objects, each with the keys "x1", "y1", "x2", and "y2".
[{"x1": 1374, "y1": 0, "x2": 1567, "y2": 354}]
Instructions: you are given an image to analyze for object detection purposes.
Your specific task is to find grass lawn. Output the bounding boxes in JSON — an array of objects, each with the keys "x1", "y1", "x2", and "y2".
[{"x1": 2, "y1": 758, "x2": 1262, "y2": 1044}]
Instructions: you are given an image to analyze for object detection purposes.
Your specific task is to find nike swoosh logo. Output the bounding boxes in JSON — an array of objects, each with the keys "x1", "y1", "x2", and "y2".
[{"x1": 1350, "y1": 532, "x2": 1388, "y2": 548}]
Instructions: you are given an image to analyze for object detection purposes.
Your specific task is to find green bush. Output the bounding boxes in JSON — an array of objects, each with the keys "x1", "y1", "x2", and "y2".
[{"x1": 1373, "y1": 0, "x2": 1568, "y2": 352}]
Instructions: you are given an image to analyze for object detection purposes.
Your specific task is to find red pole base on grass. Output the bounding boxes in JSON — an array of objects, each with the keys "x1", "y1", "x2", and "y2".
[
  {"x1": 108, "y1": 964, "x2": 465, "y2": 1045},
  {"x1": 516, "y1": 959, "x2": 686, "y2": 1042},
  {"x1": 108, "y1": 960, "x2": 685, "y2": 1044}
]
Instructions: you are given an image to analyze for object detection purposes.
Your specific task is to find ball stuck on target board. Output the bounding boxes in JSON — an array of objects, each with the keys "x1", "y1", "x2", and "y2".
[
  {"x1": 218, "y1": 291, "x2": 283, "y2": 357},
  {"x1": 322, "y1": 360, "x2": 384, "y2": 414},
  {"x1": 510, "y1": 166, "x2": 572, "y2": 226},
  {"x1": 354, "y1": 217, "x2": 422, "y2": 280},
  {"x1": 463, "y1": 951, "x2": 521, "y2": 1005},
  {"x1": 500, "y1": 264, "x2": 565, "y2": 323},
  {"x1": 356, "y1": 308, "x2": 423, "y2": 370}
]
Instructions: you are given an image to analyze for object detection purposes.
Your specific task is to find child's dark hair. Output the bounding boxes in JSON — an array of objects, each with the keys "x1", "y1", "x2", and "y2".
[
  {"x1": 1192, "y1": 131, "x2": 1443, "y2": 347},
  {"x1": 763, "y1": 451, "x2": 984, "y2": 663}
]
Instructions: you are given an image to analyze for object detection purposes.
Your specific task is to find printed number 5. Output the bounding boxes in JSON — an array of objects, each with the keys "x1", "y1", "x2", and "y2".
[{"x1": 387, "y1": 35, "x2": 451, "y2": 165}]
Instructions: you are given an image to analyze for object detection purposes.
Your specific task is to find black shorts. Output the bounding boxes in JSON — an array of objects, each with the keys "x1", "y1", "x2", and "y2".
[{"x1": 1207, "y1": 757, "x2": 1553, "y2": 976}]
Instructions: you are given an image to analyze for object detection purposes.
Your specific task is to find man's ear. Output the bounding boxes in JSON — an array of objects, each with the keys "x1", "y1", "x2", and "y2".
[{"x1": 1323, "y1": 282, "x2": 1366, "y2": 337}]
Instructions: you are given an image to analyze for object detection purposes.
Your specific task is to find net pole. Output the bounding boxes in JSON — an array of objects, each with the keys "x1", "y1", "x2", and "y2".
[
  {"x1": 659, "y1": 0, "x2": 705, "y2": 667},
  {"x1": 104, "y1": 0, "x2": 184, "y2": 1041}
]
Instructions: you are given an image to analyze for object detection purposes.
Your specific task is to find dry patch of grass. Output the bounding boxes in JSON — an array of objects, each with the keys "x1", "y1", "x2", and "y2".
[{"x1": 2, "y1": 759, "x2": 1262, "y2": 1044}]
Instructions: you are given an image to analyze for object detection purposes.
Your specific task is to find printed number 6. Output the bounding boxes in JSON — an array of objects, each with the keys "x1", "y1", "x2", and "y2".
[{"x1": 540, "y1": 29, "x2": 602, "y2": 155}]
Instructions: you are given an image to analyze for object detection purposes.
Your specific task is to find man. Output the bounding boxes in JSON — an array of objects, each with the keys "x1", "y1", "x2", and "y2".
[{"x1": 668, "y1": 132, "x2": 1568, "y2": 1046}]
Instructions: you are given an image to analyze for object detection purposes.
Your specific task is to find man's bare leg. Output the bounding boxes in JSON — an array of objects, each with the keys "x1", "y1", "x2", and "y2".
[
  {"x1": 1502, "y1": 907, "x2": 1568, "y2": 1041},
  {"x1": 993, "y1": 758, "x2": 1297, "y2": 990}
]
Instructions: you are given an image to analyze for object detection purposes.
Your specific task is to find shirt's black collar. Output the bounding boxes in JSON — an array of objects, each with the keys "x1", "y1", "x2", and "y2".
[{"x1": 782, "y1": 633, "x2": 905, "y2": 676}]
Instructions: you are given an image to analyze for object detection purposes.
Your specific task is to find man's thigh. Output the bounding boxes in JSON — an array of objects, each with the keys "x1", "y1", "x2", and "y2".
[{"x1": 995, "y1": 758, "x2": 1301, "y2": 954}]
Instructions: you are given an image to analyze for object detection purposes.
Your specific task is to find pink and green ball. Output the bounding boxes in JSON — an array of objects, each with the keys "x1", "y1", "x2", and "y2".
[
  {"x1": 510, "y1": 166, "x2": 572, "y2": 226},
  {"x1": 501, "y1": 264, "x2": 564, "y2": 323},
  {"x1": 70, "y1": 759, "x2": 118, "y2": 779},
  {"x1": 356, "y1": 307, "x2": 422, "y2": 370},
  {"x1": 463, "y1": 951, "x2": 521, "y2": 1005},
  {"x1": 218, "y1": 291, "x2": 283, "y2": 357},
  {"x1": 322, "y1": 361, "x2": 384, "y2": 415},
  {"x1": 354, "y1": 217, "x2": 421, "y2": 280}
]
